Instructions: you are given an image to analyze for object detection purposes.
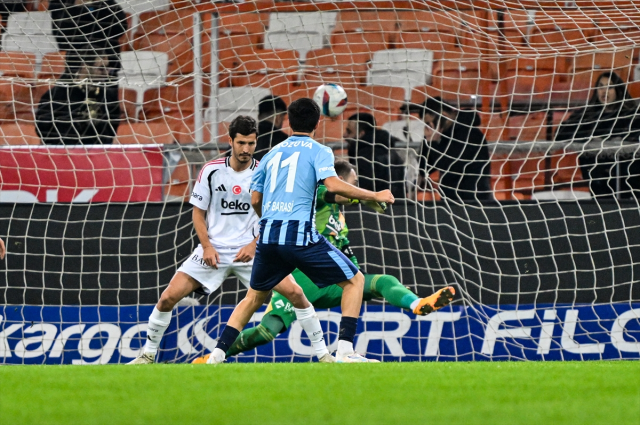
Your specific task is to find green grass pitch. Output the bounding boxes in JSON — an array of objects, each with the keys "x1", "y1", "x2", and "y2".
[{"x1": 1, "y1": 362, "x2": 638, "y2": 425}]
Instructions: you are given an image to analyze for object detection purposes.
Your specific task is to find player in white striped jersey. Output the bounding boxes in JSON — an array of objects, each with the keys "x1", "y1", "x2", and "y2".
[{"x1": 128, "y1": 116, "x2": 261, "y2": 364}]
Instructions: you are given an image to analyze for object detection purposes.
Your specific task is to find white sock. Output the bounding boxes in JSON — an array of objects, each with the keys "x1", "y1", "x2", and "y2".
[
  {"x1": 208, "y1": 347, "x2": 226, "y2": 364},
  {"x1": 337, "y1": 340, "x2": 354, "y2": 357},
  {"x1": 143, "y1": 307, "x2": 172, "y2": 355},
  {"x1": 410, "y1": 299, "x2": 421, "y2": 311},
  {"x1": 294, "y1": 306, "x2": 329, "y2": 359}
]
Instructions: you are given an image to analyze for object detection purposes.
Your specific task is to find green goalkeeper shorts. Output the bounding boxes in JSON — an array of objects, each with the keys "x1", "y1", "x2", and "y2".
[{"x1": 266, "y1": 268, "x2": 345, "y2": 331}]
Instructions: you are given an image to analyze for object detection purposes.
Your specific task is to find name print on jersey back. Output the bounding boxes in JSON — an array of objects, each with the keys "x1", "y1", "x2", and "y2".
[{"x1": 251, "y1": 135, "x2": 338, "y2": 246}]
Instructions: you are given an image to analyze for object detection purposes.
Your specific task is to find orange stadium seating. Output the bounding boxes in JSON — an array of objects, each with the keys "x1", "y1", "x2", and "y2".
[
  {"x1": 0, "y1": 123, "x2": 41, "y2": 145},
  {"x1": 0, "y1": 81, "x2": 34, "y2": 123},
  {"x1": 330, "y1": 31, "x2": 390, "y2": 54},
  {"x1": 0, "y1": 52, "x2": 37, "y2": 79},
  {"x1": 230, "y1": 49, "x2": 299, "y2": 96},
  {"x1": 38, "y1": 52, "x2": 66, "y2": 81},
  {"x1": 304, "y1": 48, "x2": 371, "y2": 87},
  {"x1": 115, "y1": 122, "x2": 175, "y2": 145}
]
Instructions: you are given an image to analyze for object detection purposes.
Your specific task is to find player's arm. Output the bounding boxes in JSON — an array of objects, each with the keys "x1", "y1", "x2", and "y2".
[
  {"x1": 251, "y1": 191, "x2": 263, "y2": 218},
  {"x1": 323, "y1": 176, "x2": 395, "y2": 205},
  {"x1": 322, "y1": 191, "x2": 352, "y2": 206},
  {"x1": 0, "y1": 237, "x2": 5, "y2": 260},
  {"x1": 192, "y1": 206, "x2": 220, "y2": 269}
]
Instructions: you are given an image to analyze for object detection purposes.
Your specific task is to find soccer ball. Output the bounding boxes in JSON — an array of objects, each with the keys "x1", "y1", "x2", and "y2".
[{"x1": 313, "y1": 84, "x2": 348, "y2": 117}]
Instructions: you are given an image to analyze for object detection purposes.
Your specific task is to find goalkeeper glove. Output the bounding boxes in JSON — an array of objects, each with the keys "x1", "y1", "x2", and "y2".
[{"x1": 349, "y1": 199, "x2": 387, "y2": 214}]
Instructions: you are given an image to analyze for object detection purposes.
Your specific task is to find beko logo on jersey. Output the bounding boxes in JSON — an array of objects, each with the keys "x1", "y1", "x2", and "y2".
[
  {"x1": 279, "y1": 141, "x2": 312, "y2": 149},
  {"x1": 220, "y1": 198, "x2": 251, "y2": 215}
]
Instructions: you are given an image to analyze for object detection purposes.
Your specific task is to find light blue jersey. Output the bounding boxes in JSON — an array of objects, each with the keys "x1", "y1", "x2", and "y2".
[{"x1": 250, "y1": 135, "x2": 337, "y2": 246}]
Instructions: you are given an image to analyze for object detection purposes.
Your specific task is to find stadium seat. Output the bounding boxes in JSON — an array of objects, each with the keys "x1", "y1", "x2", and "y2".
[
  {"x1": 504, "y1": 56, "x2": 558, "y2": 106},
  {"x1": 118, "y1": 51, "x2": 169, "y2": 104},
  {"x1": 333, "y1": 10, "x2": 397, "y2": 34},
  {"x1": 0, "y1": 81, "x2": 35, "y2": 123},
  {"x1": 120, "y1": 88, "x2": 139, "y2": 122},
  {"x1": 500, "y1": 9, "x2": 534, "y2": 52},
  {"x1": 0, "y1": 123, "x2": 41, "y2": 145},
  {"x1": 330, "y1": 31, "x2": 390, "y2": 54},
  {"x1": 345, "y1": 85, "x2": 405, "y2": 124},
  {"x1": 283, "y1": 83, "x2": 316, "y2": 106},
  {"x1": 219, "y1": 34, "x2": 259, "y2": 58},
  {"x1": 479, "y1": 112, "x2": 506, "y2": 143},
  {"x1": 137, "y1": 10, "x2": 195, "y2": 36},
  {"x1": 410, "y1": 84, "x2": 446, "y2": 105},
  {"x1": 395, "y1": 10, "x2": 460, "y2": 52},
  {"x1": 591, "y1": 10, "x2": 640, "y2": 50},
  {"x1": 367, "y1": 49, "x2": 434, "y2": 99},
  {"x1": 219, "y1": 12, "x2": 267, "y2": 46},
  {"x1": 114, "y1": 0, "x2": 170, "y2": 15},
  {"x1": 0, "y1": 52, "x2": 37, "y2": 79},
  {"x1": 132, "y1": 33, "x2": 193, "y2": 76},
  {"x1": 394, "y1": 32, "x2": 458, "y2": 58},
  {"x1": 431, "y1": 56, "x2": 483, "y2": 104},
  {"x1": 1, "y1": 33, "x2": 58, "y2": 64},
  {"x1": 230, "y1": 49, "x2": 299, "y2": 95},
  {"x1": 265, "y1": 12, "x2": 337, "y2": 59},
  {"x1": 38, "y1": 52, "x2": 66, "y2": 81},
  {"x1": 304, "y1": 48, "x2": 371, "y2": 87},
  {"x1": 212, "y1": 86, "x2": 271, "y2": 122},
  {"x1": 142, "y1": 83, "x2": 196, "y2": 123},
  {"x1": 504, "y1": 112, "x2": 548, "y2": 142},
  {"x1": 115, "y1": 122, "x2": 175, "y2": 144},
  {"x1": 5, "y1": 11, "x2": 52, "y2": 36},
  {"x1": 135, "y1": 9, "x2": 213, "y2": 72},
  {"x1": 165, "y1": 159, "x2": 191, "y2": 199},
  {"x1": 549, "y1": 150, "x2": 582, "y2": 186},
  {"x1": 315, "y1": 116, "x2": 344, "y2": 143},
  {"x1": 528, "y1": 18, "x2": 595, "y2": 53},
  {"x1": 455, "y1": 8, "x2": 502, "y2": 55}
]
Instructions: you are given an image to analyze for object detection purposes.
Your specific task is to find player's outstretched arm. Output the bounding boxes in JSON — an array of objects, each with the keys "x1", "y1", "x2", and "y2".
[
  {"x1": 0, "y1": 238, "x2": 5, "y2": 260},
  {"x1": 192, "y1": 207, "x2": 220, "y2": 269},
  {"x1": 323, "y1": 176, "x2": 395, "y2": 205},
  {"x1": 251, "y1": 191, "x2": 263, "y2": 218}
]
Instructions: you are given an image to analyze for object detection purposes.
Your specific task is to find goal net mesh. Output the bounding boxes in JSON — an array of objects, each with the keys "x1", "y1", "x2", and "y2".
[{"x1": 1, "y1": 0, "x2": 640, "y2": 364}]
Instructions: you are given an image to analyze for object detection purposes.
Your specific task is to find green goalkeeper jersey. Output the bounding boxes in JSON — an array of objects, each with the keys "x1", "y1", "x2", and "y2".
[{"x1": 315, "y1": 185, "x2": 350, "y2": 251}]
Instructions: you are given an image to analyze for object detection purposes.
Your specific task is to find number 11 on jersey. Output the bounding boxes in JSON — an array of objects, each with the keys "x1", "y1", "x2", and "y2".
[{"x1": 267, "y1": 152, "x2": 300, "y2": 193}]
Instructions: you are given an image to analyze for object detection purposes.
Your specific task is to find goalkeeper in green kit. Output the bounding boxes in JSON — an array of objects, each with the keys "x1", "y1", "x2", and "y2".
[{"x1": 193, "y1": 160, "x2": 455, "y2": 363}]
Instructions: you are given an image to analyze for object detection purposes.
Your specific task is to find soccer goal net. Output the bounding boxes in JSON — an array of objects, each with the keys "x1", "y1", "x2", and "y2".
[{"x1": 0, "y1": 0, "x2": 639, "y2": 364}]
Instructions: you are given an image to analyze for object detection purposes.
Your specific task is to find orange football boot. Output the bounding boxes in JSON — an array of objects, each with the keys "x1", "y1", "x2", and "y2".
[
  {"x1": 412, "y1": 286, "x2": 456, "y2": 315},
  {"x1": 191, "y1": 354, "x2": 210, "y2": 364}
]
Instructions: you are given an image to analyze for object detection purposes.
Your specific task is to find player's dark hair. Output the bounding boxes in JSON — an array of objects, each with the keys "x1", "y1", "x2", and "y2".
[
  {"x1": 334, "y1": 160, "x2": 354, "y2": 178},
  {"x1": 288, "y1": 98, "x2": 320, "y2": 133},
  {"x1": 228, "y1": 115, "x2": 257, "y2": 140}
]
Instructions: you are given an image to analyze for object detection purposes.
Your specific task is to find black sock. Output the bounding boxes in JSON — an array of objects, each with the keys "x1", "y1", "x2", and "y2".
[
  {"x1": 338, "y1": 316, "x2": 358, "y2": 344},
  {"x1": 216, "y1": 326, "x2": 240, "y2": 353}
]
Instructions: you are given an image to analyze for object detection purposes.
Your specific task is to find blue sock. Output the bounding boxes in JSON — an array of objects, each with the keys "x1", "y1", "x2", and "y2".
[
  {"x1": 338, "y1": 316, "x2": 358, "y2": 343},
  {"x1": 216, "y1": 326, "x2": 240, "y2": 353}
]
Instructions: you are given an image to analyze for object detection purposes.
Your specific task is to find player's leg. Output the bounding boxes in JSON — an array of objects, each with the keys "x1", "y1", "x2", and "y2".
[
  {"x1": 225, "y1": 313, "x2": 285, "y2": 357},
  {"x1": 363, "y1": 274, "x2": 456, "y2": 315},
  {"x1": 295, "y1": 238, "x2": 376, "y2": 362},
  {"x1": 128, "y1": 271, "x2": 200, "y2": 364},
  {"x1": 336, "y1": 271, "x2": 367, "y2": 361}
]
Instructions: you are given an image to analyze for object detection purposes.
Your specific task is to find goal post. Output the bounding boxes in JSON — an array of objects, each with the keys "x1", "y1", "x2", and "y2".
[{"x1": 0, "y1": 0, "x2": 640, "y2": 364}]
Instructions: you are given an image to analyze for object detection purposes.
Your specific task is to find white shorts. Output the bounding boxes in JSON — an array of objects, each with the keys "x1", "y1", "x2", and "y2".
[{"x1": 177, "y1": 245, "x2": 253, "y2": 295}]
